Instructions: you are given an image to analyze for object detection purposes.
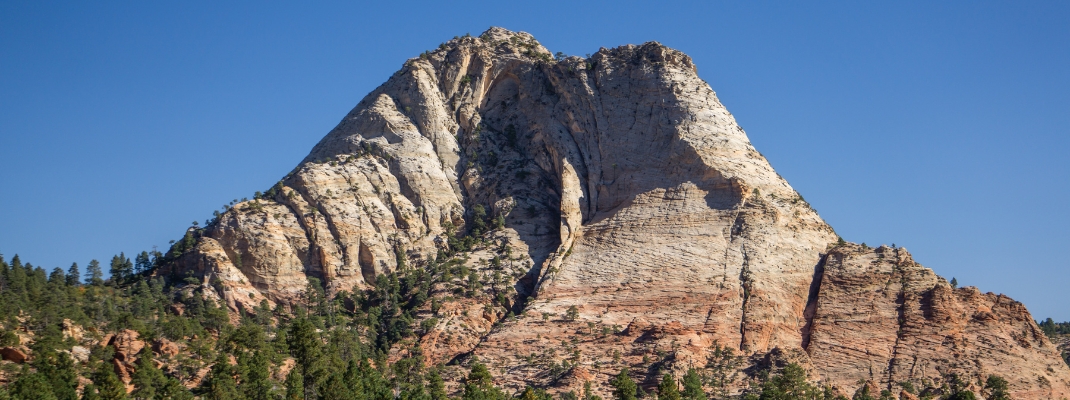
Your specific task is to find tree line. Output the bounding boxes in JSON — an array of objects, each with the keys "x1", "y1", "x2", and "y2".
[{"x1": 0, "y1": 248, "x2": 1020, "y2": 400}]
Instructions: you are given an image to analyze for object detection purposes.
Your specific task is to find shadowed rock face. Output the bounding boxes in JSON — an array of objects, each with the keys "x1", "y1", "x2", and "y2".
[{"x1": 161, "y1": 27, "x2": 1070, "y2": 398}]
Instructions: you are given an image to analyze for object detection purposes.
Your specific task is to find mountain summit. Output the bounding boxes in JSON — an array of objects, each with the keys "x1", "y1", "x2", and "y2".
[{"x1": 161, "y1": 27, "x2": 1070, "y2": 398}]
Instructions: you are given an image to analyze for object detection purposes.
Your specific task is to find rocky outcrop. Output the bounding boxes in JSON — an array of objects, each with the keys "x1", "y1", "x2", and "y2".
[
  {"x1": 108, "y1": 329, "x2": 145, "y2": 384},
  {"x1": 0, "y1": 347, "x2": 27, "y2": 364},
  {"x1": 61, "y1": 319, "x2": 84, "y2": 343},
  {"x1": 153, "y1": 338, "x2": 180, "y2": 358},
  {"x1": 160, "y1": 27, "x2": 1070, "y2": 398},
  {"x1": 805, "y1": 244, "x2": 1070, "y2": 398},
  {"x1": 71, "y1": 345, "x2": 90, "y2": 363}
]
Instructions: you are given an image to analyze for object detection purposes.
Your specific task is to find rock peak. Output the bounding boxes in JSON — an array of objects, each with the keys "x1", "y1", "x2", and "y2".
[
  {"x1": 479, "y1": 26, "x2": 520, "y2": 41},
  {"x1": 160, "y1": 30, "x2": 1070, "y2": 399}
]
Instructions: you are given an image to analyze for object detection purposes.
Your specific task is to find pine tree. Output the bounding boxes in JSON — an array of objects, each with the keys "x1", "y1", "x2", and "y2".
[
  {"x1": 757, "y1": 363, "x2": 818, "y2": 400},
  {"x1": 565, "y1": 305, "x2": 579, "y2": 321},
  {"x1": 91, "y1": 362, "x2": 128, "y2": 400},
  {"x1": 658, "y1": 374, "x2": 682, "y2": 400},
  {"x1": 944, "y1": 374, "x2": 977, "y2": 400},
  {"x1": 472, "y1": 204, "x2": 488, "y2": 234},
  {"x1": 359, "y1": 358, "x2": 392, "y2": 400},
  {"x1": 205, "y1": 353, "x2": 242, "y2": 400},
  {"x1": 462, "y1": 359, "x2": 507, "y2": 400},
  {"x1": 341, "y1": 359, "x2": 367, "y2": 399},
  {"x1": 320, "y1": 372, "x2": 355, "y2": 400},
  {"x1": 109, "y1": 253, "x2": 133, "y2": 284},
  {"x1": 682, "y1": 368, "x2": 706, "y2": 400},
  {"x1": 950, "y1": 277, "x2": 958, "y2": 289},
  {"x1": 87, "y1": 259, "x2": 104, "y2": 286},
  {"x1": 984, "y1": 375, "x2": 1010, "y2": 400},
  {"x1": 131, "y1": 348, "x2": 166, "y2": 400},
  {"x1": 428, "y1": 368, "x2": 449, "y2": 400},
  {"x1": 28, "y1": 348, "x2": 78, "y2": 400},
  {"x1": 287, "y1": 317, "x2": 323, "y2": 394},
  {"x1": 134, "y1": 251, "x2": 152, "y2": 275},
  {"x1": 81, "y1": 385, "x2": 101, "y2": 400},
  {"x1": 48, "y1": 267, "x2": 66, "y2": 286},
  {"x1": 238, "y1": 349, "x2": 274, "y2": 400},
  {"x1": 520, "y1": 387, "x2": 553, "y2": 400},
  {"x1": 66, "y1": 262, "x2": 80, "y2": 286},
  {"x1": 10, "y1": 366, "x2": 59, "y2": 400},
  {"x1": 1040, "y1": 318, "x2": 1058, "y2": 337},
  {"x1": 706, "y1": 343, "x2": 742, "y2": 399},
  {"x1": 284, "y1": 369, "x2": 304, "y2": 400},
  {"x1": 583, "y1": 381, "x2": 603, "y2": 400},
  {"x1": 0, "y1": 254, "x2": 8, "y2": 292},
  {"x1": 610, "y1": 368, "x2": 638, "y2": 400},
  {"x1": 392, "y1": 347, "x2": 428, "y2": 400},
  {"x1": 158, "y1": 378, "x2": 193, "y2": 400},
  {"x1": 851, "y1": 384, "x2": 876, "y2": 400}
]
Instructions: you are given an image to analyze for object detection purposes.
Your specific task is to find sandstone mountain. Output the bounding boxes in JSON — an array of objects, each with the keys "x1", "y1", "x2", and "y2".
[{"x1": 160, "y1": 27, "x2": 1070, "y2": 398}]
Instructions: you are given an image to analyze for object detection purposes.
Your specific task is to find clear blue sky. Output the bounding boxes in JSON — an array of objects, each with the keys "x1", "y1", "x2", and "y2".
[{"x1": 2, "y1": 1, "x2": 1067, "y2": 320}]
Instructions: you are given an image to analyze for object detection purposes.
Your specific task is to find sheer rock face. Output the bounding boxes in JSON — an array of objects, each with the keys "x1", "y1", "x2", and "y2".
[{"x1": 164, "y1": 27, "x2": 1070, "y2": 398}]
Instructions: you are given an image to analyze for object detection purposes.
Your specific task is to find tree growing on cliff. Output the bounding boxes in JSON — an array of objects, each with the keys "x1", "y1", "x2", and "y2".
[
  {"x1": 745, "y1": 363, "x2": 838, "y2": 400},
  {"x1": 658, "y1": 374, "x2": 682, "y2": 400},
  {"x1": 983, "y1": 375, "x2": 1010, "y2": 400},
  {"x1": 205, "y1": 353, "x2": 242, "y2": 399},
  {"x1": 130, "y1": 349, "x2": 162, "y2": 399},
  {"x1": 472, "y1": 204, "x2": 488, "y2": 235},
  {"x1": 8, "y1": 372, "x2": 57, "y2": 400},
  {"x1": 706, "y1": 343, "x2": 743, "y2": 399},
  {"x1": 610, "y1": 368, "x2": 638, "y2": 400},
  {"x1": 941, "y1": 373, "x2": 977, "y2": 400},
  {"x1": 87, "y1": 362, "x2": 127, "y2": 400},
  {"x1": 682, "y1": 368, "x2": 706, "y2": 400},
  {"x1": 462, "y1": 359, "x2": 508, "y2": 400},
  {"x1": 565, "y1": 305, "x2": 579, "y2": 321}
]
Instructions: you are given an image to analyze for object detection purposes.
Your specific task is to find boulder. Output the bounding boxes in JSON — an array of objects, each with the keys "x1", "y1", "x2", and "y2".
[{"x1": 0, "y1": 347, "x2": 28, "y2": 363}]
